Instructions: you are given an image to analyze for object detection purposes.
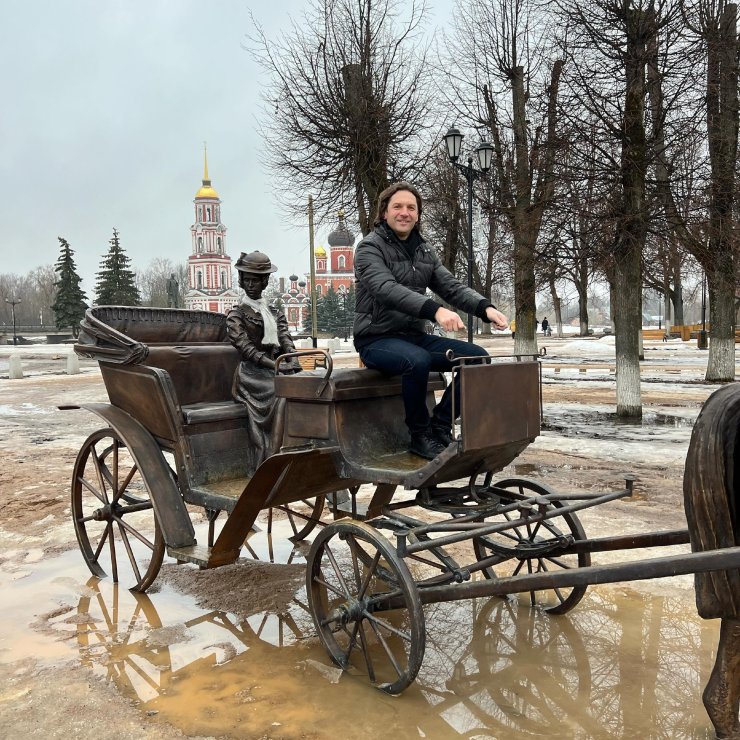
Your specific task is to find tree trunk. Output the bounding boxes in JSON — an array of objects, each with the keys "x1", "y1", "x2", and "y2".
[
  {"x1": 614, "y1": 8, "x2": 651, "y2": 417},
  {"x1": 704, "y1": 3, "x2": 738, "y2": 381},
  {"x1": 548, "y1": 276, "x2": 563, "y2": 336}
]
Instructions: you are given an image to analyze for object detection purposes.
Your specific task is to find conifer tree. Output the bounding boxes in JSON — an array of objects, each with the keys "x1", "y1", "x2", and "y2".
[
  {"x1": 51, "y1": 236, "x2": 88, "y2": 336},
  {"x1": 94, "y1": 228, "x2": 141, "y2": 306}
]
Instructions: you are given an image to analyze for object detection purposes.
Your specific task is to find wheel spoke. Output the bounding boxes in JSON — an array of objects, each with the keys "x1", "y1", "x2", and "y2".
[
  {"x1": 367, "y1": 617, "x2": 404, "y2": 678},
  {"x1": 357, "y1": 620, "x2": 376, "y2": 683},
  {"x1": 348, "y1": 536, "x2": 363, "y2": 591},
  {"x1": 358, "y1": 550, "x2": 381, "y2": 600},
  {"x1": 267, "y1": 507, "x2": 273, "y2": 534},
  {"x1": 314, "y1": 574, "x2": 346, "y2": 600},
  {"x1": 324, "y1": 545, "x2": 351, "y2": 598},
  {"x1": 91, "y1": 450, "x2": 110, "y2": 505},
  {"x1": 78, "y1": 475, "x2": 107, "y2": 504},
  {"x1": 117, "y1": 522, "x2": 142, "y2": 584},
  {"x1": 93, "y1": 523, "x2": 110, "y2": 562},
  {"x1": 342, "y1": 619, "x2": 362, "y2": 665},
  {"x1": 112, "y1": 463, "x2": 138, "y2": 505},
  {"x1": 364, "y1": 612, "x2": 412, "y2": 643},
  {"x1": 112, "y1": 515, "x2": 155, "y2": 551},
  {"x1": 108, "y1": 523, "x2": 119, "y2": 582}
]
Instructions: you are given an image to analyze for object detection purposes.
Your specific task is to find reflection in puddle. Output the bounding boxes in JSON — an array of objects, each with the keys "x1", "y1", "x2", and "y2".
[{"x1": 35, "y1": 526, "x2": 718, "y2": 739}]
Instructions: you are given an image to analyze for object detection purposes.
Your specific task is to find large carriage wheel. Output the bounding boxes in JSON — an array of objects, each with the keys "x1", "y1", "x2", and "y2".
[
  {"x1": 71, "y1": 428, "x2": 165, "y2": 592},
  {"x1": 306, "y1": 520, "x2": 426, "y2": 694},
  {"x1": 473, "y1": 477, "x2": 589, "y2": 615}
]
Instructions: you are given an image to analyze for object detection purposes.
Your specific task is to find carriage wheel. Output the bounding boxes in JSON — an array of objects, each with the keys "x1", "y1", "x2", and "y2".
[
  {"x1": 306, "y1": 520, "x2": 425, "y2": 694},
  {"x1": 472, "y1": 477, "x2": 590, "y2": 615},
  {"x1": 71, "y1": 428, "x2": 165, "y2": 592},
  {"x1": 267, "y1": 495, "x2": 326, "y2": 542}
]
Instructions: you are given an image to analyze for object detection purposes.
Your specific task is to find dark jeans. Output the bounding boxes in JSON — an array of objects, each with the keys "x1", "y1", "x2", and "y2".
[{"x1": 358, "y1": 334, "x2": 489, "y2": 436}]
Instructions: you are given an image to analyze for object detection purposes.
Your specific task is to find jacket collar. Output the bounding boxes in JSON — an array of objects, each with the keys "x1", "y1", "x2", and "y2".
[{"x1": 376, "y1": 221, "x2": 424, "y2": 250}]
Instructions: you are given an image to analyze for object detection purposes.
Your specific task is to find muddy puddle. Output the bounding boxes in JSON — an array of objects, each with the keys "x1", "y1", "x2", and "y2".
[
  {"x1": 0, "y1": 515, "x2": 720, "y2": 739},
  {"x1": 542, "y1": 405, "x2": 695, "y2": 442}
]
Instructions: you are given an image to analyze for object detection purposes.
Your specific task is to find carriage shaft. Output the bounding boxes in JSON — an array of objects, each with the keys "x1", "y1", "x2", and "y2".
[
  {"x1": 562, "y1": 529, "x2": 690, "y2": 554},
  {"x1": 415, "y1": 546, "x2": 740, "y2": 606}
]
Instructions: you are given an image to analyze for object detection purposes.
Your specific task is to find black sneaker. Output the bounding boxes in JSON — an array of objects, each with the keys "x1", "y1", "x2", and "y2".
[
  {"x1": 408, "y1": 432, "x2": 445, "y2": 460},
  {"x1": 430, "y1": 424, "x2": 453, "y2": 448}
]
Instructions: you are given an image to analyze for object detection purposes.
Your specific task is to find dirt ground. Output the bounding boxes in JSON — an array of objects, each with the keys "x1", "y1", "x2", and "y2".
[{"x1": 0, "y1": 343, "x2": 732, "y2": 738}]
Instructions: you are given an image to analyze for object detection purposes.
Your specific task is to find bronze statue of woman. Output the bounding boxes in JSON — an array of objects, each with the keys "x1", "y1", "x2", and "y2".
[{"x1": 226, "y1": 251, "x2": 300, "y2": 467}]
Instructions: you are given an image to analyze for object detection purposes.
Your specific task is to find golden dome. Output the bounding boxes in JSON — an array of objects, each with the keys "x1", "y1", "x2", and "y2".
[
  {"x1": 195, "y1": 184, "x2": 219, "y2": 199},
  {"x1": 315, "y1": 244, "x2": 326, "y2": 257}
]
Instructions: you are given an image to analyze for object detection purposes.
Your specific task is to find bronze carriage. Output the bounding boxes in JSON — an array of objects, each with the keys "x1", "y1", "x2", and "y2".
[{"x1": 66, "y1": 306, "x2": 740, "y2": 706}]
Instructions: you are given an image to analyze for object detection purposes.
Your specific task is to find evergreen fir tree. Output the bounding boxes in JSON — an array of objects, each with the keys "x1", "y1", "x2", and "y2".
[
  {"x1": 94, "y1": 228, "x2": 141, "y2": 306},
  {"x1": 318, "y1": 287, "x2": 342, "y2": 335},
  {"x1": 51, "y1": 237, "x2": 88, "y2": 336}
]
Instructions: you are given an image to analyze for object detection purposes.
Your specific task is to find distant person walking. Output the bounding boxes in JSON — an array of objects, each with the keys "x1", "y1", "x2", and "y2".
[{"x1": 541, "y1": 317, "x2": 551, "y2": 336}]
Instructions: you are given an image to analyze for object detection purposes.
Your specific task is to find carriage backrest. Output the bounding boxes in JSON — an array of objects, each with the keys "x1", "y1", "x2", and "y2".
[{"x1": 143, "y1": 344, "x2": 239, "y2": 406}]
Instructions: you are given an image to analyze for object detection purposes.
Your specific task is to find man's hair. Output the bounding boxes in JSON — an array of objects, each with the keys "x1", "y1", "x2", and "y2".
[{"x1": 374, "y1": 181, "x2": 423, "y2": 226}]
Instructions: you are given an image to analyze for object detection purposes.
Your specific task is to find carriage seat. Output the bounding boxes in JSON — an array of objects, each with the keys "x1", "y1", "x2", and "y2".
[
  {"x1": 143, "y1": 344, "x2": 249, "y2": 425},
  {"x1": 274, "y1": 367, "x2": 446, "y2": 402}
]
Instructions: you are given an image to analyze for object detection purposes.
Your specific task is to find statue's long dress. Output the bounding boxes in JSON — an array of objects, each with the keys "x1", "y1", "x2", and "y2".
[
  {"x1": 226, "y1": 304, "x2": 296, "y2": 469},
  {"x1": 683, "y1": 383, "x2": 740, "y2": 619}
]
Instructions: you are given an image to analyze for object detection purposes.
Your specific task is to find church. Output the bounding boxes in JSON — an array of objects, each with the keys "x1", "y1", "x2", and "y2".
[
  {"x1": 183, "y1": 151, "x2": 242, "y2": 313},
  {"x1": 184, "y1": 151, "x2": 356, "y2": 332}
]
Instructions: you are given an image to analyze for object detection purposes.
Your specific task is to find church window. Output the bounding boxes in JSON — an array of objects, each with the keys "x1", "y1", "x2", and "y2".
[
  {"x1": 197, "y1": 236, "x2": 203, "y2": 251},
  {"x1": 316, "y1": 284, "x2": 322, "y2": 296},
  {"x1": 217, "y1": 236, "x2": 222, "y2": 250},
  {"x1": 220, "y1": 270, "x2": 226, "y2": 287},
  {"x1": 338, "y1": 255, "x2": 346, "y2": 269},
  {"x1": 197, "y1": 271, "x2": 203, "y2": 289},
  {"x1": 207, "y1": 207, "x2": 211, "y2": 221}
]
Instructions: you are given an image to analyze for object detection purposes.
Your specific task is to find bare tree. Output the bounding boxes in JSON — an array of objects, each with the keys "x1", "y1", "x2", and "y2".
[
  {"x1": 249, "y1": 0, "x2": 436, "y2": 235},
  {"x1": 136, "y1": 258, "x2": 188, "y2": 307},
  {"x1": 556, "y1": 0, "x2": 694, "y2": 416},
  {"x1": 681, "y1": 0, "x2": 738, "y2": 380},
  {"x1": 443, "y1": 0, "x2": 565, "y2": 354}
]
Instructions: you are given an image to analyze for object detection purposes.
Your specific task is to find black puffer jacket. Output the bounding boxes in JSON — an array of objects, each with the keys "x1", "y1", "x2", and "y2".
[{"x1": 353, "y1": 222, "x2": 492, "y2": 342}]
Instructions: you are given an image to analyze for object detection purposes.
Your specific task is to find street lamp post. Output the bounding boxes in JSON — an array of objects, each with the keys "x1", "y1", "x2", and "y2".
[
  {"x1": 5, "y1": 298, "x2": 21, "y2": 346},
  {"x1": 698, "y1": 270, "x2": 708, "y2": 350},
  {"x1": 443, "y1": 127, "x2": 493, "y2": 343}
]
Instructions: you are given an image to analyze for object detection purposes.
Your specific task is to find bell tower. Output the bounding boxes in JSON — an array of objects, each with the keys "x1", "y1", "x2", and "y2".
[{"x1": 185, "y1": 145, "x2": 240, "y2": 313}]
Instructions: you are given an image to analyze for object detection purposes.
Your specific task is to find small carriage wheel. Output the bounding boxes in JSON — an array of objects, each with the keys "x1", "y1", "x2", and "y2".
[
  {"x1": 306, "y1": 520, "x2": 426, "y2": 694},
  {"x1": 472, "y1": 477, "x2": 590, "y2": 615},
  {"x1": 267, "y1": 495, "x2": 326, "y2": 542},
  {"x1": 71, "y1": 428, "x2": 165, "y2": 592}
]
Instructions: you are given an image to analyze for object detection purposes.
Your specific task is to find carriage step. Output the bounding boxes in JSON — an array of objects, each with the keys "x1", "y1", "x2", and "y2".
[{"x1": 167, "y1": 543, "x2": 239, "y2": 568}]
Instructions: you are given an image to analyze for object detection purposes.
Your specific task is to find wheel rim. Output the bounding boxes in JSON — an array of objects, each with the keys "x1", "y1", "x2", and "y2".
[
  {"x1": 71, "y1": 428, "x2": 165, "y2": 592},
  {"x1": 307, "y1": 521, "x2": 425, "y2": 694},
  {"x1": 473, "y1": 477, "x2": 590, "y2": 614}
]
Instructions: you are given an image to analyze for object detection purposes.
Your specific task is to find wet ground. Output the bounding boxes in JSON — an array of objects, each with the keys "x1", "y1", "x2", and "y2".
[{"x1": 0, "y1": 337, "x2": 737, "y2": 738}]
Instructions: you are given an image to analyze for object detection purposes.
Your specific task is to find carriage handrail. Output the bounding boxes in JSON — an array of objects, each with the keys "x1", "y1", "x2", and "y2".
[{"x1": 275, "y1": 349, "x2": 333, "y2": 398}]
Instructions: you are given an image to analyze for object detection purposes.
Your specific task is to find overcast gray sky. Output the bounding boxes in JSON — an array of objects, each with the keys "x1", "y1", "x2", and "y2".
[{"x1": 2, "y1": 1, "x2": 450, "y2": 295}]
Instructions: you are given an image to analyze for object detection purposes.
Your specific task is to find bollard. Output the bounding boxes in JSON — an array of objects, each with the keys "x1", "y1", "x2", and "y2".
[
  {"x1": 8, "y1": 353, "x2": 23, "y2": 379},
  {"x1": 66, "y1": 351, "x2": 80, "y2": 375}
]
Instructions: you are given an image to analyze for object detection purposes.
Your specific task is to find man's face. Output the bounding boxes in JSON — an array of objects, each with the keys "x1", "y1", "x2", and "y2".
[{"x1": 384, "y1": 189, "x2": 419, "y2": 239}]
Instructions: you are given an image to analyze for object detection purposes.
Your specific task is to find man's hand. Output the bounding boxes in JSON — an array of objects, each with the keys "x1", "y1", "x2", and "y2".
[
  {"x1": 485, "y1": 306, "x2": 509, "y2": 330},
  {"x1": 434, "y1": 307, "x2": 465, "y2": 332}
]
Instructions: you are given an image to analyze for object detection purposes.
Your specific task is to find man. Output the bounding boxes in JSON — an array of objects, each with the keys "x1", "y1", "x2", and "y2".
[{"x1": 353, "y1": 182, "x2": 508, "y2": 460}]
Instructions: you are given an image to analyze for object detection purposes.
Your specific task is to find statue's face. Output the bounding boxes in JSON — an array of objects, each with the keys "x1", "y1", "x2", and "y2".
[{"x1": 240, "y1": 271, "x2": 268, "y2": 299}]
